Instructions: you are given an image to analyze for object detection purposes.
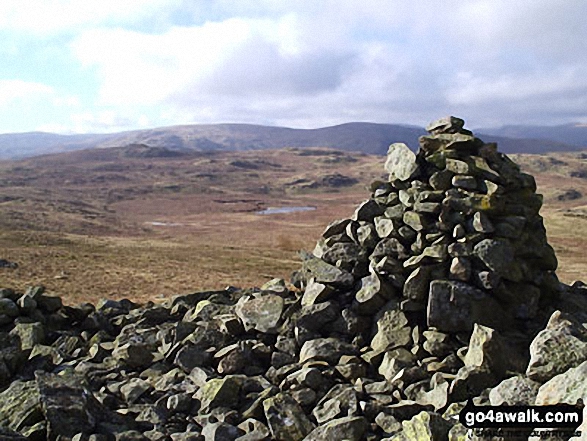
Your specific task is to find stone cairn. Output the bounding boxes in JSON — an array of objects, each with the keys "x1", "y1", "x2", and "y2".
[{"x1": 0, "y1": 117, "x2": 586, "y2": 441}]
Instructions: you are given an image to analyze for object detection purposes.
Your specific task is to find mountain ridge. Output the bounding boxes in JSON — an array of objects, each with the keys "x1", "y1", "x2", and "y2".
[{"x1": 0, "y1": 121, "x2": 583, "y2": 160}]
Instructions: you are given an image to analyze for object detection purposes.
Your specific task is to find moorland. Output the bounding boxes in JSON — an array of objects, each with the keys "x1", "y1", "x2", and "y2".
[{"x1": 1, "y1": 143, "x2": 587, "y2": 305}]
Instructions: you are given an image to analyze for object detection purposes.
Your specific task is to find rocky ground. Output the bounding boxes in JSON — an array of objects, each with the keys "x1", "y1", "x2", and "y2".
[{"x1": 0, "y1": 117, "x2": 586, "y2": 441}]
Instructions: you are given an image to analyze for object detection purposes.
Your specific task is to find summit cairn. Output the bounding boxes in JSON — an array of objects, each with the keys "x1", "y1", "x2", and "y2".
[{"x1": 307, "y1": 116, "x2": 559, "y2": 335}]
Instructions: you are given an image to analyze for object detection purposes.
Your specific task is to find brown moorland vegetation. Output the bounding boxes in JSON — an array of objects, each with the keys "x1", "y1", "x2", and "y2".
[{"x1": 1, "y1": 144, "x2": 587, "y2": 305}]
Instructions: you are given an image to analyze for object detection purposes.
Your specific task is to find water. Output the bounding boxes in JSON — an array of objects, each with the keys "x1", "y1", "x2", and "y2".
[{"x1": 256, "y1": 206, "x2": 316, "y2": 215}]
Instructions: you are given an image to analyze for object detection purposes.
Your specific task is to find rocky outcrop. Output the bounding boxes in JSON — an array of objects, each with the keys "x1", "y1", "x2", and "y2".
[{"x1": 0, "y1": 117, "x2": 585, "y2": 440}]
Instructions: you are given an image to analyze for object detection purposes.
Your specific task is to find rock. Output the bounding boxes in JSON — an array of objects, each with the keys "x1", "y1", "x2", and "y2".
[
  {"x1": 489, "y1": 376, "x2": 541, "y2": 406},
  {"x1": 355, "y1": 273, "x2": 395, "y2": 313},
  {"x1": 120, "y1": 378, "x2": 151, "y2": 404},
  {"x1": 385, "y1": 143, "x2": 420, "y2": 182},
  {"x1": 312, "y1": 385, "x2": 359, "y2": 424},
  {"x1": 427, "y1": 280, "x2": 507, "y2": 333},
  {"x1": 463, "y1": 324, "x2": 507, "y2": 376},
  {"x1": 198, "y1": 377, "x2": 241, "y2": 413},
  {"x1": 0, "y1": 298, "x2": 19, "y2": 317},
  {"x1": 263, "y1": 393, "x2": 315, "y2": 441},
  {"x1": 371, "y1": 309, "x2": 412, "y2": 353},
  {"x1": 426, "y1": 116, "x2": 465, "y2": 135},
  {"x1": 526, "y1": 310, "x2": 587, "y2": 382},
  {"x1": 202, "y1": 421, "x2": 245, "y2": 441},
  {"x1": 472, "y1": 211, "x2": 494, "y2": 233},
  {"x1": 235, "y1": 294, "x2": 284, "y2": 333},
  {"x1": 301, "y1": 279, "x2": 334, "y2": 306},
  {"x1": 10, "y1": 322, "x2": 45, "y2": 350},
  {"x1": 302, "y1": 416, "x2": 368, "y2": 441},
  {"x1": 473, "y1": 239, "x2": 523, "y2": 282},
  {"x1": 299, "y1": 338, "x2": 357, "y2": 365},
  {"x1": 401, "y1": 411, "x2": 452, "y2": 441},
  {"x1": 535, "y1": 360, "x2": 587, "y2": 405},
  {"x1": 300, "y1": 252, "x2": 355, "y2": 287},
  {"x1": 378, "y1": 348, "x2": 417, "y2": 381},
  {"x1": 0, "y1": 380, "x2": 43, "y2": 434}
]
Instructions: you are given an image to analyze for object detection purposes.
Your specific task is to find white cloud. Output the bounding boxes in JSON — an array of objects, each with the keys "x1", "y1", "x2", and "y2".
[
  {"x1": 0, "y1": 79, "x2": 54, "y2": 105},
  {"x1": 5, "y1": 0, "x2": 587, "y2": 132},
  {"x1": 0, "y1": 0, "x2": 175, "y2": 35}
]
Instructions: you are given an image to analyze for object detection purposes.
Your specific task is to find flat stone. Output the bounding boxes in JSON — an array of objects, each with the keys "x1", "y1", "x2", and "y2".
[
  {"x1": 235, "y1": 294, "x2": 284, "y2": 334},
  {"x1": 451, "y1": 174, "x2": 477, "y2": 190},
  {"x1": 302, "y1": 416, "x2": 368, "y2": 441},
  {"x1": 300, "y1": 251, "x2": 355, "y2": 287},
  {"x1": 426, "y1": 116, "x2": 465, "y2": 135}
]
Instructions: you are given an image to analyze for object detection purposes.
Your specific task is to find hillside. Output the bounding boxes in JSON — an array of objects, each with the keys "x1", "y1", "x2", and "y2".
[
  {"x1": 0, "y1": 122, "x2": 581, "y2": 160},
  {"x1": 479, "y1": 122, "x2": 587, "y2": 147},
  {"x1": 2, "y1": 144, "x2": 587, "y2": 304}
]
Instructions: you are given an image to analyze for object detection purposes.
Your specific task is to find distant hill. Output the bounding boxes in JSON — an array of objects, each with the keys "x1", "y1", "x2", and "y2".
[
  {"x1": 478, "y1": 123, "x2": 587, "y2": 148},
  {"x1": 0, "y1": 122, "x2": 582, "y2": 160}
]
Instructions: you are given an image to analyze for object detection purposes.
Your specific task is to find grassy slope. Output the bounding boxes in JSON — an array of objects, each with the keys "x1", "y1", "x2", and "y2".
[{"x1": 1, "y1": 145, "x2": 587, "y2": 304}]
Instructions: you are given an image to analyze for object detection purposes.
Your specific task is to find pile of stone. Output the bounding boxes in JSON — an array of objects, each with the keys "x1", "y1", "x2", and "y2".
[{"x1": 0, "y1": 117, "x2": 586, "y2": 441}]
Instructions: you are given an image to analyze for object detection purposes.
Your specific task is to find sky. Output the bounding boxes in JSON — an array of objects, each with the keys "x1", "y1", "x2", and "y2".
[{"x1": 1, "y1": 0, "x2": 587, "y2": 134}]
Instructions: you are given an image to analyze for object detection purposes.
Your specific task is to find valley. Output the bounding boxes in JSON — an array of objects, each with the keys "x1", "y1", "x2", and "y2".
[{"x1": 1, "y1": 143, "x2": 587, "y2": 304}]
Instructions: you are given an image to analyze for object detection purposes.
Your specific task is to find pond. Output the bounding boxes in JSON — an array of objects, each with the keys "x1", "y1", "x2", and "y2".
[{"x1": 256, "y1": 206, "x2": 317, "y2": 215}]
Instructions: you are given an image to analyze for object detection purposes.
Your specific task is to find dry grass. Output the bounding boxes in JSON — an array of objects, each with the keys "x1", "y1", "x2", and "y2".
[{"x1": 1, "y1": 146, "x2": 587, "y2": 305}]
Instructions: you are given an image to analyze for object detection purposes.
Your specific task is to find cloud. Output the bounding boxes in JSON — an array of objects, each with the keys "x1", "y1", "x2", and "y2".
[
  {"x1": 0, "y1": 0, "x2": 175, "y2": 35},
  {"x1": 0, "y1": 79, "x2": 54, "y2": 105},
  {"x1": 4, "y1": 0, "x2": 587, "y2": 132}
]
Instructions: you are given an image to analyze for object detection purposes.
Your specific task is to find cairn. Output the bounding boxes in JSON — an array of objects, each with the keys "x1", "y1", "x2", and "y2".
[{"x1": 0, "y1": 117, "x2": 585, "y2": 441}]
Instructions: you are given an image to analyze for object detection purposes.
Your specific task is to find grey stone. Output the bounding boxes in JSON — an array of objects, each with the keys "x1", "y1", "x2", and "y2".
[
  {"x1": 301, "y1": 279, "x2": 334, "y2": 306},
  {"x1": 378, "y1": 348, "x2": 417, "y2": 381},
  {"x1": 312, "y1": 385, "x2": 359, "y2": 424},
  {"x1": 426, "y1": 116, "x2": 465, "y2": 135},
  {"x1": 472, "y1": 211, "x2": 494, "y2": 233},
  {"x1": 263, "y1": 393, "x2": 315, "y2": 441},
  {"x1": 526, "y1": 310, "x2": 587, "y2": 383},
  {"x1": 355, "y1": 273, "x2": 396, "y2": 314},
  {"x1": 489, "y1": 376, "x2": 541, "y2": 406},
  {"x1": 401, "y1": 411, "x2": 452, "y2": 441},
  {"x1": 473, "y1": 238, "x2": 523, "y2": 282},
  {"x1": 302, "y1": 416, "x2": 368, "y2": 441},
  {"x1": 403, "y1": 266, "x2": 432, "y2": 302},
  {"x1": 198, "y1": 377, "x2": 241, "y2": 413},
  {"x1": 299, "y1": 338, "x2": 357, "y2": 365},
  {"x1": 300, "y1": 251, "x2": 355, "y2": 287},
  {"x1": 427, "y1": 280, "x2": 507, "y2": 333},
  {"x1": 371, "y1": 309, "x2": 412, "y2": 353},
  {"x1": 452, "y1": 174, "x2": 477, "y2": 190},
  {"x1": 535, "y1": 360, "x2": 587, "y2": 405},
  {"x1": 235, "y1": 293, "x2": 284, "y2": 333},
  {"x1": 202, "y1": 421, "x2": 245, "y2": 441},
  {"x1": 353, "y1": 199, "x2": 385, "y2": 222},
  {"x1": 449, "y1": 257, "x2": 471, "y2": 281},
  {"x1": 385, "y1": 143, "x2": 420, "y2": 182}
]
